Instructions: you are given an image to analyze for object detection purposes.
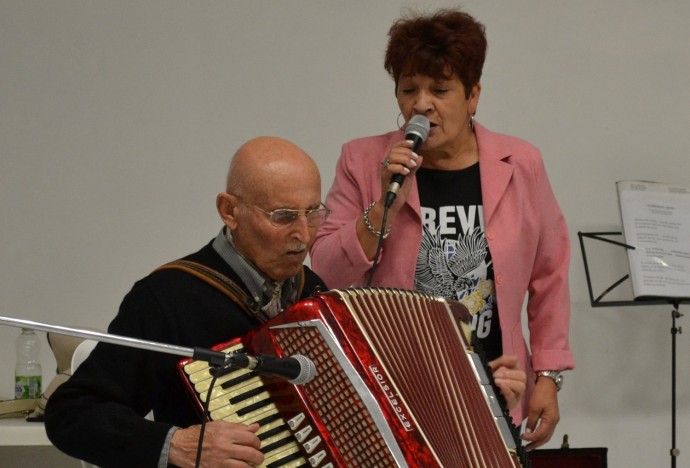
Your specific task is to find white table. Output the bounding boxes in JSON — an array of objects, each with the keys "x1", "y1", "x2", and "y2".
[{"x1": 0, "y1": 418, "x2": 51, "y2": 446}]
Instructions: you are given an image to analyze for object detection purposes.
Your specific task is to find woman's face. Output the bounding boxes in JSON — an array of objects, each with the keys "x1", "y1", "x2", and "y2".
[{"x1": 396, "y1": 73, "x2": 480, "y2": 155}]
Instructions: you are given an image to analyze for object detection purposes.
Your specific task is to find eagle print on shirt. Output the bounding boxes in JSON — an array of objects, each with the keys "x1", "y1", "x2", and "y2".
[{"x1": 415, "y1": 214, "x2": 496, "y2": 339}]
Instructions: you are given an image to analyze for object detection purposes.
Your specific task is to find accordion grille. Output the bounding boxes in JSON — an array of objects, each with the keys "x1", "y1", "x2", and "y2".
[
  {"x1": 273, "y1": 325, "x2": 398, "y2": 467},
  {"x1": 338, "y1": 288, "x2": 519, "y2": 468}
]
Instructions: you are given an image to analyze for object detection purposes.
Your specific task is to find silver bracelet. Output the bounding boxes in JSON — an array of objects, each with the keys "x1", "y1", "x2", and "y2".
[{"x1": 363, "y1": 202, "x2": 391, "y2": 239}]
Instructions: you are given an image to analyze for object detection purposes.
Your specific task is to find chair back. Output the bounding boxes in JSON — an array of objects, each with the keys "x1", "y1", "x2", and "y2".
[{"x1": 69, "y1": 339, "x2": 100, "y2": 468}]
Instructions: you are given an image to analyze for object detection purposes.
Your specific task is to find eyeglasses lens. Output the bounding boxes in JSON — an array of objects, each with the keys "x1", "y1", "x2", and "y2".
[{"x1": 270, "y1": 209, "x2": 329, "y2": 227}]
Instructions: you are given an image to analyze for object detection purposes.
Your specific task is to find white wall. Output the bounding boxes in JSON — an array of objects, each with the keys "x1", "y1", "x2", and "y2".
[{"x1": 2, "y1": 1, "x2": 689, "y2": 466}]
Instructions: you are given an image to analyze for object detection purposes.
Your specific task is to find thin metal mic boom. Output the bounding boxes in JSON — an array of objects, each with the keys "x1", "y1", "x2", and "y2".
[
  {"x1": 0, "y1": 315, "x2": 317, "y2": 384},
  {"x1": 0, "y1": 315, "x2": 229, "y2": 367}
]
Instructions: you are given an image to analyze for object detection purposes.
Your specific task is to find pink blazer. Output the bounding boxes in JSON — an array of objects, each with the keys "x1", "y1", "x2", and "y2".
[{"x1": 311, "y1": 122, "x2": 575, "y2": 422}]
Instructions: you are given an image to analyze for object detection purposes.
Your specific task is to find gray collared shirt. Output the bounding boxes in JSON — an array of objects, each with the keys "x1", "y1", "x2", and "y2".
[{"x1": 213, "y1": 228, "x2": 298, "y2": 319}]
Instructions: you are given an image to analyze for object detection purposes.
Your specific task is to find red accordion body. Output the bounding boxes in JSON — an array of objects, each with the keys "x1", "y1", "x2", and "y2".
[{"x1": 178, "y1": 288, "x2": 526, "y2": 467}]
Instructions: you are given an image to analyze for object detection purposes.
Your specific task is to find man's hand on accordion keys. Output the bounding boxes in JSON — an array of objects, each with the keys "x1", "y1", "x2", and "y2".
[
  {"x1": 169, "y1": 421, "x2": 264, "y2": 468},
  {"x1": 487, "y1": 354, "x2": 526, "y2": 411}
]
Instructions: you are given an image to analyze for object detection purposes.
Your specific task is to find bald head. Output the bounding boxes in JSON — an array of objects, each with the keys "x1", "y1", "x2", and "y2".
[
  {"x1": 216, "y1": 136, "x2": 323, "y2": 281},
  {"x1": 226, "y1": 136, "x2": 320, "y2": 201}
]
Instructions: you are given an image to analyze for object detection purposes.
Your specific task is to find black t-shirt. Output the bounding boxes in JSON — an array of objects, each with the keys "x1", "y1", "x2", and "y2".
[{"x1": 414, "y1": 163, "x2": 503, "y2": 361}]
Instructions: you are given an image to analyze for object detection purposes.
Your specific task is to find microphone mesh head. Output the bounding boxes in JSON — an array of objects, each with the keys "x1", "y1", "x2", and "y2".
[
  {"x1": 405, "y1": 115, "x2": 430, "y2": 141},
  {"x1": 289, "y1": 354, "x2": 317, "y2": 385}
]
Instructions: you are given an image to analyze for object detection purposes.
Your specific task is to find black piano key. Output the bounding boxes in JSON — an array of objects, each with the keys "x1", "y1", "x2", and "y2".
[
  {"x1": 256, "y1": 412, "x2": 282, "y2": 427},
  {"x1": 266, "y1": 451, "x2": 306, "y2": 468},
  {"x1": 258, "y1": 423, "x2": 289, "y2": 441},
  {"x1": 220, "y1": 371, "x2": 257, "y2": 389},
  {"x1": 229, "y1": 386, "x2": 266, "y2": 404},
  {"x1": 261, "y1": 435, "x2": 293, "y2": 453},
  {"x1": 237, "y1": 397, "x2": 273, "y2": 416}
]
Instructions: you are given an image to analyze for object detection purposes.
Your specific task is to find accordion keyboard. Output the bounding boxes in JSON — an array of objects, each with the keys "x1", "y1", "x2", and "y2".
[{"x1": 181, "y1": 343, "x2": 327, "y2": 468}]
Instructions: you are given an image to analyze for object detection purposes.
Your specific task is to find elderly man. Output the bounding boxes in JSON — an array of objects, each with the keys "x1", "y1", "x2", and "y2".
[{"x1": 45, "y1": 136, "x2": 328, "y2": 467}]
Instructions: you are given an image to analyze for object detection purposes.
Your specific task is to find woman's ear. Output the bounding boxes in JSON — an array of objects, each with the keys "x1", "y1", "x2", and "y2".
[
  {"x1": 469, "y1": 82, "x2": 482, "y2": 113},
  {"x1": 216, "y1": 192, "x2": 239, "y2": 229}
]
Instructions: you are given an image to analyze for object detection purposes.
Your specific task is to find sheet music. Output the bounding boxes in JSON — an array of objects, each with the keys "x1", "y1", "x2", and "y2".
[{"x1": 617, "y1": 180, "x2": 690, "y2": 299}]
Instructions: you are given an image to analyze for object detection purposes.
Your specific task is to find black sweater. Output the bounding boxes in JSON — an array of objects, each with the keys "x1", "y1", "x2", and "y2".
[{"x1": 44, "y1": 240, "x2": 326, "y2": 467}]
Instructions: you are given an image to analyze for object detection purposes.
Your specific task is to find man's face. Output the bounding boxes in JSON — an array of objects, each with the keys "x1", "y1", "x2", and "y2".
[
  {"x1": 230, "y1": 192, "x2": 321, "y2": 282},
  {"x1": 219, "y1": 163, "x2": 321, "y2": 281}
]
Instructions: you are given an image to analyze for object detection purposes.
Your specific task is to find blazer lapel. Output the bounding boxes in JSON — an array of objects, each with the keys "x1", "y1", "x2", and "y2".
[{"x1": 475, "y1": 123, "x2": 513, "y2": 226}]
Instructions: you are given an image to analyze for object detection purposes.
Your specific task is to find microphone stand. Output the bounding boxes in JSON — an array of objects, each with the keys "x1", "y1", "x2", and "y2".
[
  {"x1": 670, "y1": 301, "x2": 682, "y2": 468},
  {"x1": 0, "y1": 315, "x2": 233, "y2": 368},
  {"x1": 1, "y1": 315, "x2": 238, "y2": 468}
]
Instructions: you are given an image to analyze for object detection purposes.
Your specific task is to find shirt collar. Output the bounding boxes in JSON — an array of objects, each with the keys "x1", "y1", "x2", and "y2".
[{"x1": 211, "y1": 228, "x2": 298, "y2": 314}]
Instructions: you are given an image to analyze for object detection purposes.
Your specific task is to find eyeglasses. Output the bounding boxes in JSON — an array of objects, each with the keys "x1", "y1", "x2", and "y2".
[{"x1": 232, "y1": 195, "x2": 331, "y2": 228}]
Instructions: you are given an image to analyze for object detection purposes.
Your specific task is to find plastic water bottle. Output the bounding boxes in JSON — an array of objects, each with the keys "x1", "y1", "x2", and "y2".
[{"x1": 14, "y1": 328, "x2": 42, "y2": 399}]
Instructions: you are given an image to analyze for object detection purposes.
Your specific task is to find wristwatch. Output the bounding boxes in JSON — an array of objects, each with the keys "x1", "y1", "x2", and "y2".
[{"x1": 536, "y1": 370, "x2": 563, "y2": 391}]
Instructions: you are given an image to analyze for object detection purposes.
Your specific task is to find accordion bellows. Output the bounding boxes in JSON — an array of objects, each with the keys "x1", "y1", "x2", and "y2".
[{"x1": 179, "y1": 288, "x2": 526, "y2": 467}]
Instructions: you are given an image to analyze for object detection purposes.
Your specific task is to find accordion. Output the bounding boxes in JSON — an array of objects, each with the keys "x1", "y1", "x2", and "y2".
[{"x1": 178, "y1": 288, "x2": 527, "y2": 467}]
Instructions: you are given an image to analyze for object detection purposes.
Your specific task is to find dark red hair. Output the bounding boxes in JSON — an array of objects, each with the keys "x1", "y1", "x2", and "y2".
[{"x1": 384, "y1": 9, "x2": 487, "y2": 98}]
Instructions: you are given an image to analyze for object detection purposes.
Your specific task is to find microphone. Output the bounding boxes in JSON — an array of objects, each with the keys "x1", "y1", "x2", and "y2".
[
  {"x1": 230, "y1": 353, "x2": 317, "y2": 385},
  {"x1": 384, "y1": 114, "x2": 430, "y2": 208}
]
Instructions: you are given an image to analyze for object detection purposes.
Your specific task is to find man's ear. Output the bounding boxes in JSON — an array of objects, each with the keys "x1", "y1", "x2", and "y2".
[{"x1": 216, "y1": 192, "x2": 239, "y2": 229}]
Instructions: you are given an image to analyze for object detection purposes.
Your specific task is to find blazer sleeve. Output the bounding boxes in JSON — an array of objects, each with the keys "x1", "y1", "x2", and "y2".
[
  {"x1": 525, "y1": 155, "x2": 574, "y2": 372},
  {"x1": 311, "y1": 138, "x2": 384, "y2": 288}
]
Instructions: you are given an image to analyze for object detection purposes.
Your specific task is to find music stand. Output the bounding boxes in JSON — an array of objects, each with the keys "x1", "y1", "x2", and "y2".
[{"x1": 578, "y1": 231, "x2": 687, "y2": 468}]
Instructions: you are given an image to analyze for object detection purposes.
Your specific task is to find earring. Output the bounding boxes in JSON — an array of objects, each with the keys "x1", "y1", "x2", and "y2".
[
  {"x1": 397, "y1": 112, "x2": 405, "y2": 129},
  {"x1": 469, "y1": 113, "x2": 475, "y2": 131}
]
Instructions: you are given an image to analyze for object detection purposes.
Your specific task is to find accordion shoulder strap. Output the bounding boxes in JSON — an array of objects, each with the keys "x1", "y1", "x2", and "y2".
[
  {"x1": 154, "y1": 259, "x2": 256, "y2": 319},
  {"x1": 153, "y1": 260, "x2": 307, "y2": 323}
]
